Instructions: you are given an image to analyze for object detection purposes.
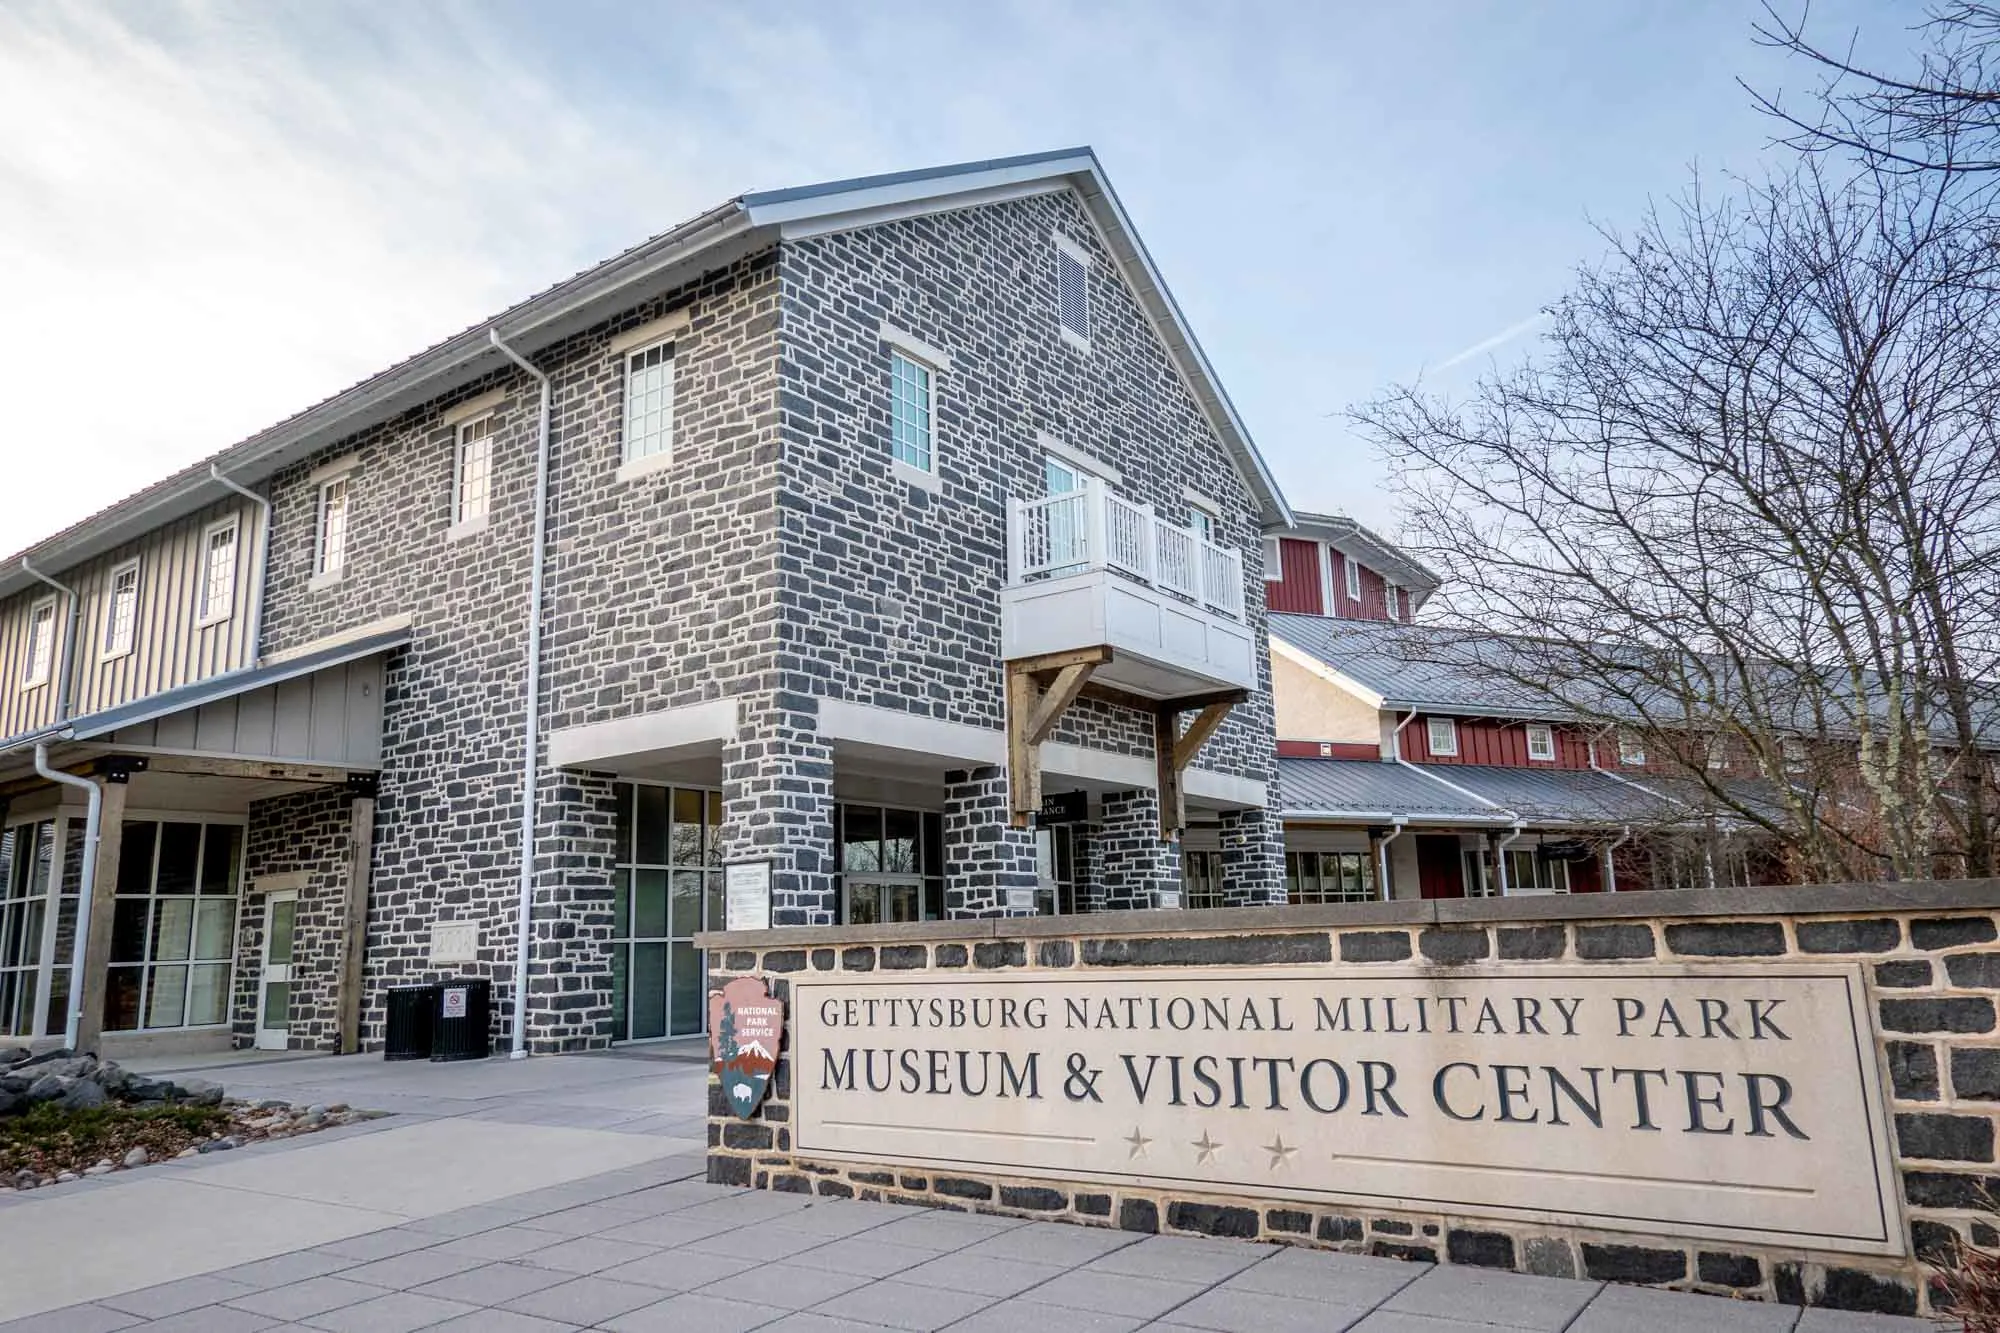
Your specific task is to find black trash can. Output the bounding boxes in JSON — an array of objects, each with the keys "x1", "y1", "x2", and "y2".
[
  {"x1": 383, "y1": 984, "x2": 438, "y2": 1061},
  {"x1": 430, "y1": 978, "x2": 491, "y2": 1062}
]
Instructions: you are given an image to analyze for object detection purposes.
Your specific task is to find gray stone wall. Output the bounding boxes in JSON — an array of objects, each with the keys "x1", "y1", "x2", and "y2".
[
  {"x1": 236, "y1": 788, "x2": 351, "y2": 1051},
  {"x1": 704, "y1": 888, "x2": 2000, "y2": 1319}
]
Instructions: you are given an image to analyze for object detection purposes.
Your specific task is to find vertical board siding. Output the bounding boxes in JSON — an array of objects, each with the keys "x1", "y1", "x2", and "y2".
[
  {"x1": 100, "y1": 658, "x2": 383, "y2": 767},
  {"x1": 1269, "y1": 538, "x2": 1324, "y2": 614},
  {"x1": 1401, "y1": 715, "x2": 1593, "y2": 768},
  {"x1": 1416, "y1": 834, "x2": 1464, "y2": 899},
  {"x1": 0, "y1": 497, "x2": 260, "y2": 738}
]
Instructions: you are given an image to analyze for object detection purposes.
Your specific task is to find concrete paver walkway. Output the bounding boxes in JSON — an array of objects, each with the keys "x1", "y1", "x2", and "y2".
[{"x1": 0, "y1": 1052, "x2": 1939, "y2": 1332}]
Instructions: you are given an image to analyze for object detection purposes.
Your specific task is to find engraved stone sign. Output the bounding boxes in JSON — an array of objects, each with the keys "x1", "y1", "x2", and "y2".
[
  {"x1": 711, "y1": 975, "x2": 784, "y2": 1119},
  {"x1": 791, "y1": 964, "x2": 1901, "y2": 1254}
]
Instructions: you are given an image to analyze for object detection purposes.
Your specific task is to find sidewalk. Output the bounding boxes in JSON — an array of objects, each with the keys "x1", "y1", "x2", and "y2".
[{"x1": 0, "y1": 1051, "x2": 1939, "y2": 1332}]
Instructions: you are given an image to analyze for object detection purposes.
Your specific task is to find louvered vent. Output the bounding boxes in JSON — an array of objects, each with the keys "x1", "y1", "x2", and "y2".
[{"x1": 1057, "y1": 245, "x2": 1089, "y2": 341}]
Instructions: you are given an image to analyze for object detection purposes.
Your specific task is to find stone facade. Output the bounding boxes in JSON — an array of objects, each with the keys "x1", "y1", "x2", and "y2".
[
  {"x1": 234, "y1": 788, "x2": 352, "y2": 1050},
  {"x1": 218, "y1": 181, "x2": 1280, "y2": 1052},
  {"x1": 703, "y1": 883, "x2": 2000, "y2": 1319}
]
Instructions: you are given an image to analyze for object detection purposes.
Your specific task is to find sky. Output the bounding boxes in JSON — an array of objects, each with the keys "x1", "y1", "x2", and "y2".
[{"x1": 0, "y1": 0, "x2": 1918, "y2": 551}]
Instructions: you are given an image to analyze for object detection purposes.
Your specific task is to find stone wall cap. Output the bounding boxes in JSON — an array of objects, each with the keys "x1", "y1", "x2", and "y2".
[{"x1": 694, "y1": 878, "x2": 2000, "y2": 950}]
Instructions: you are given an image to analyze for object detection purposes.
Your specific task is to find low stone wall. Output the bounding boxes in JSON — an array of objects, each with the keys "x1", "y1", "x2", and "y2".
[{"x1": 698, "y1": 880, "x2": 2000, "y2": 1318}]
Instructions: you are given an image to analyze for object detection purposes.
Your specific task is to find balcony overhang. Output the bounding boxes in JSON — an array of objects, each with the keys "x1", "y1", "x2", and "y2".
[{"x1": 1001, "y1": 569, "x2": 1256, "y2": 700}]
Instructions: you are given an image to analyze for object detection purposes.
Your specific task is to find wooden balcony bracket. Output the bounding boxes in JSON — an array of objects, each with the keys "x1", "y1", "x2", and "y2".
[
  {"x1": 1006, "y1": 646, "x2": 1111, "y2": 826},
  {"x1": 1153, "y1": 690, "x2": 1247, "y2": 838}
]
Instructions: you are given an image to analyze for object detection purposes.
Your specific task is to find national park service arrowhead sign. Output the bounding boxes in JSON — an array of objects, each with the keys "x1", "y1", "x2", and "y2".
[{"x1": 710, "y1": 975, "x2": 784, "y2": 1120}]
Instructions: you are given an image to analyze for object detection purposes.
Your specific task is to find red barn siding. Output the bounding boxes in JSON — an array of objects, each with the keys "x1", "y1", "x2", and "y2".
[
  {"x1": 1568, "y1": 856, "x2": 1603, "y2": 893},
  {"x1": 1416, "y1": 835, "x2": 1465, "y2": 899},
  {"x1": 1276, "y1": 740, "x2": 1381, "y2": 760},
  {"x1": 1401, "y1": 716, "x2": 1592, "y2": 768},
  {"x1": 1269, "y1": 539, "x2": 1324, "y2": 614}
]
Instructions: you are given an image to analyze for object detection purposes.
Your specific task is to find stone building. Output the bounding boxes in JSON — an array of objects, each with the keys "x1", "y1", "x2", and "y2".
[{"x1": 0, "y1": 148, "x2": 1292, "y2": 1056}]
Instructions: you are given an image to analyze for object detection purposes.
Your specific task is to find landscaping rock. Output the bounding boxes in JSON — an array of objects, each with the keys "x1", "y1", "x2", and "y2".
[
  {"x1": 170, "y1": 1078, "x2": 223, "y2": 1107},
  {"x1": 30, "y1": 1056, "x2": 96, "y2": 1082},
  {"x1": 123, "y1": 1146, "x2": 149, "y2": 1167},
  {"x1": 56, "y1": 1079, "x2": 107, "y2": 1112},
  {"x1": 0, "y1": 1088, "x2": 21, "y2": 1119},
  {"x1": 13, "y1": 1048, "x2": 75, "y2": 1071},
  {"x1": 83, "y1": 1162, "x2": 112, "y2": 1177},
  {"x1": 196, "y1": 1135, "x2": 239, "y2": 1154},
  {"x1": 121, "y1": 1074, "x2": 168, "y2": 1102},
  {"x1": 54, "y1": 1171, "x2": 77, "y2": 1183},
  {"x1": 0, "y1": 1046, "x2": 29, "y2": 1070},
  {"x1": 25, "y1": 1074, "x2": 73, "y2": 1104}
]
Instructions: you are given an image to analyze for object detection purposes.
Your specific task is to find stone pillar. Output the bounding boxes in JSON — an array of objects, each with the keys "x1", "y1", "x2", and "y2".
[
  {"x1": 74, "y1": 775, "x2": 128, "y2": 1055},
  {"x1": 523, "y1": 768, "x2": 619, "y2": 1052},
  {"x1": 1096, "y1": 789, "x2": 1182, "y2": 910},
  {"x1": 337, "y1": 781, "x2": 376, "y2": 1055},
  {"x1": 1219, "y1": 807, "x2": 1286, "y2": 907},
  {"x1": 1071, "y1": 823, "x2": 1104, "y2": 914},
  {"x1": 722, "y1": 694, "x2": 835, "y2": 925},
  {"x1": 943, "y1": 767, "x2": 1038, "y2": 918}
]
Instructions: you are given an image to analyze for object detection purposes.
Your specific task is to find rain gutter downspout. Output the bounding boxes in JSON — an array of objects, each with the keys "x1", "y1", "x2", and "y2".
[
  {"x1": 34, "y1": 744, "x2": 98, "y2": 1050},
  {"x1": 1375, "y1": 817, "x2": 1406, "y2": 900},
  {"x1": 20, "y1": 559, "x2": 79, "y2": 721},
  {"x1": 1602, "y1": 825, "x2": 1633, "y2": 893},
  {"x1": 489, "y1": 328, "x2": 552, "y2": 1062},
  {"x1": 1494, "y1": 821, "x2": 1525, "y2": 895},
  {"x1": 209, "y1": 465, "x2": 271, "y2": 665},
  {"x1": 1389, "y1": 709, "x2": 1522, "y2": 896}
]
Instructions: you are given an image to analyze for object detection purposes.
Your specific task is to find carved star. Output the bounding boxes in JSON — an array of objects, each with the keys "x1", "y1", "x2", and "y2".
[
  {"x1": 1264, "y1": 1135, "x2": 1298, "y2": 1170},
  {"x1": 1191, "y1": 1130, "x2": 1222, "y2": 1166},
  {"x1": 1123, "y1": 1127, "x2": 1153, "y2": 1160}
]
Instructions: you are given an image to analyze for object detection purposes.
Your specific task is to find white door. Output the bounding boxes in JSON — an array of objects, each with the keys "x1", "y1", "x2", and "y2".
[{"x1": 254, "y1": 891, "x2": 297, "y2": 1051}]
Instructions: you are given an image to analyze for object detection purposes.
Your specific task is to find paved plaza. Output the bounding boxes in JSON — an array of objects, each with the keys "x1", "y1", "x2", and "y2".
[{"x1": 0, "y1": 1052, "x2": 1939, "y2": 1332}]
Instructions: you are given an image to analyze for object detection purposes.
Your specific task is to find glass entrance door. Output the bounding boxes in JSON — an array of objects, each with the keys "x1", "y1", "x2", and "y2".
[
  {"x1": 610, "y1": 784, "x2": 721, "y2": 1042},
  {"x1": 255, "y1": 891, "x2": 296, "y2": 1051}
]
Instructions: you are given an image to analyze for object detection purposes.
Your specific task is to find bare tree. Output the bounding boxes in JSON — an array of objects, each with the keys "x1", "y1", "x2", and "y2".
[
  {"x1": 1752, "y1": 3, "x2": 2000, "y2": 175},
  {"x1": 1355, "y1": 158, "x2": 2000, "y2": 882}
]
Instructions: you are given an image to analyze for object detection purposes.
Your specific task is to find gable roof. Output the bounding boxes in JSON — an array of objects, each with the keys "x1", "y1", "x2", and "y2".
[
  {"x1": 1283, "y1": 512, "x2": 1442, "y2": 602},
  {"x1": 1269, "y1": 614, "x2": 1598, "y2": 720},
  {"x1": 2, "y1": 148, "x2": 1292, "y2": 603}
]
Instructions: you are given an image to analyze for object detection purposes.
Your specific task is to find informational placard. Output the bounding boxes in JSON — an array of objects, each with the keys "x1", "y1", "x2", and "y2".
[
  {"x1": 791, "y1": 964, "x2": 1900, "y2": 1255},
  {"x1": 724, "y1": 860, "x2": 773, "y2": 932},
  {"x1": 440, "y1": 986, "x2": 468, "y2": 1019},
  {"x1": 1039, "y1": 791, "x2": 1087, "y2": 824}
]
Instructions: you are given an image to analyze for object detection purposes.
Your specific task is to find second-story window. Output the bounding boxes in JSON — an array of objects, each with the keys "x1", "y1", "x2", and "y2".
[
  {"x1": 889, "y1": 349, "x2": 935, "y2": 474},
  {"x1": 1189, "y1": 503, "x2": 1217, "y2": 545},
  {"x1": 316, "y1": 476, "x2": 350, "y2": 577},
  {"x1": 103, "y1": 560, "x2": 139, "y2": 660},
  {"x1": 1427, "y1": 716, "x2": 1458, "y2": 756},
  {"x1": 1344, "y1": 552, "x2": 1362, "y2": 601},
  {"x1": 22, "y1": 597, "x2": 55, "y2": 687},
  {"x1": 623, "y1": 341, "x2": 675, "y2": 465},
  {"x1": 1618, "y1": 730, "x2": 1646, "y2": 766},
  {"x1": 197, "y1": 521, "x2": 237, "y2": 626},
  {"x1": 1526, "y1": 723, "x2": 1556, "y2": 762},
  {"x1": 456, "y1": 415, "x2": 494, "y2": 525}
]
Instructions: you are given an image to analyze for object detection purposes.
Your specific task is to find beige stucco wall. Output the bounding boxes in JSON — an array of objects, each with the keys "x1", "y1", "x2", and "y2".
[{"x1": 1272, "y1": 647, "x2": 1380, "y2": 745}]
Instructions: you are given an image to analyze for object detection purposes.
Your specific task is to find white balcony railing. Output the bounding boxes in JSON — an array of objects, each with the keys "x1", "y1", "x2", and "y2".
[{"x1": 1007, "y1": 478, "x2": 1246, "y2": 621}]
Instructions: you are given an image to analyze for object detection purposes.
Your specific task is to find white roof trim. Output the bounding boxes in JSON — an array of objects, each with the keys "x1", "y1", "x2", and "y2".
[{"x1": 1271, "y1": 634, "x2": 1384, "y2": 709}]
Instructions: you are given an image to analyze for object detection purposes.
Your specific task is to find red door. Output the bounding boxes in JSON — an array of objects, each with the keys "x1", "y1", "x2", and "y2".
[{"x1": 1416, "y1": 836, "x2": 1464, "y2": 900}]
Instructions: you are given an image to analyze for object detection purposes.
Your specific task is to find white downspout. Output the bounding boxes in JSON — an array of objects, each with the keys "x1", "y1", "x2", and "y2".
[
  {"x1": 489, "y1": 328, "x2": 552, "y2": 1062},
  {"x1": 1375, "y1": 817, "x2": 1406, "y2": 900},
  {"x1": 20, "y1": 559, "x2": 79, "y2": 722},
  {"x1": 34, "y1": 744, "x2": 99, "y2": 1051},
  {"x1": 1494, "y1": 821, "x2": 1524, "y2": 895},
  {"x1": 209, "y1": 465, "x2": 271, "y2": 666},
  {"x1": 1602, "y1": 825, "x2": 1632, "y2": 893}
]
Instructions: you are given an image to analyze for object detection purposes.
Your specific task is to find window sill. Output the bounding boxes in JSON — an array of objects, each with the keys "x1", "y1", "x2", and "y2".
[
  {"x1": 615, "y1": 451, "x2": 675, "y2": 485},
  {"x1": 892, "y1": 459, "x2": 943, "y2": 494},
  {"x1": 308, "y1": 569, "x2": 345, "y2": 594},
  {"x1": 194, "y1": 612, "x2": 232, "y2": 630},
  {"x1": 446, "y1": 514, "x2": 490, "y2": 543},
  {"x1": 98, "y1": 648, "x2": 133, "y2": 665},
  {"x1": 1060, "y1": 327, "x2": 1092, "y2": 355}
]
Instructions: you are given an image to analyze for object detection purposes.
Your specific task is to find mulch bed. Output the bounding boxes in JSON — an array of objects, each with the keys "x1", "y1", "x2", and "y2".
[{"x1": 2, "y1": 1100, "x2": 378, "y2": 1186}]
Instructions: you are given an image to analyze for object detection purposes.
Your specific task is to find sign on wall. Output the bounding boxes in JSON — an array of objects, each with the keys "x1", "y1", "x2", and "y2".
[
  {"x1": 1039, "y1": 791, "x2": 1087, "y2": 825},
  {"x1": 791, "y1": 965, "x2": 1900, "y2": 1255},
  {"x1": 724, "y1": 860, "x2": 773, "y2": 932},
  {"x1": 711, "y1": 975, "x2": 784, "y2": 1119}
]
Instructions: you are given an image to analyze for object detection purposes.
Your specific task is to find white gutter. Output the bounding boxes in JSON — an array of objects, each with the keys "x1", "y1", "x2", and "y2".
[
  {"x1": 1390, "y1": 710, "x2": 1519, "y2": 817},
  {"x1": 33, "y1": 744, "x2": 99, "y2": 1051},
  {"x1": 489, "y1": 329, "x2": 552, "y2": 1062},
  {"x1": 1494, "y1": 821, "x2": 1525, "y2": 895},
  {"x1": 20, "y1": 559, "x2": 80, "y2": 722},
  {"x1": 1602, "y1": 825, "x2": 1633, "y2": 893},
  {"x1": 1587, "y1": 724, "x2": 1670, "y2": 800},
  {"x1": 1375, "y1": 817, "x2": 1406, "y2": 899},
  {"x1": 208, "y1": 465, "x2": 271, "y2": 665}
]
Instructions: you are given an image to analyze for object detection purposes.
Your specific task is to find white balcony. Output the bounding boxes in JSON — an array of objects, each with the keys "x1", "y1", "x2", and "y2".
[{"x1": 1002, "y1": 479, "x2": 1257, "y2": 699}]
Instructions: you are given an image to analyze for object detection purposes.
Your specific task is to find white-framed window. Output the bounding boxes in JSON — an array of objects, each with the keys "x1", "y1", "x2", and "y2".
[
  {"x1": 889, "y1": 348, "x2": 936, "y2": 474},
  {"x1": 622, "y1": 341, "x2": 675, "y2": 466},
  {"x1": 1427, "y1": 716, "x2": 1458, "y2": 756},
  {"x1": 1344, "y1": 552, "x2": 1362, "y2": 600},
  {"x1": 1188, "y1": 503, "x2": 1217, "y2": 544},
  {"x1": 101, "y1": 560, "x2": 139, "y2": 661},
  {"x1": 455, "y1": 414, "x2": 495, "y2": 525},
  {"x1": 21, "y1": 596, "x2": 55, "y2": 688},
  {"x1": 316, "y1": 476, "x2": 350, "y2": 577},
  {"x1": 1781, "y1": 736, "x2": 1807, "y2": 773},
  {"x1": 1526, "y1": 723, "x2": 1556, "y2": 762},
  {"x1": 1505, "y1": 849, "x2": 1570, "y2": 894},
  {"x1": 1618, "y1": 730, "x2": 1646, "y2": 766},
  {"x1": 196, "y1": 520, "x2": 238, "y2": 626},
  {"x1": 1055, "y1": 236, "x2": 1091, "y2": 346},
  {"x1": 1385, "y1": 579, "x2": 1401, "y2": 621},
  {"x1": 1262, "y1": 536, "x2": 1281, "y2": 582}
]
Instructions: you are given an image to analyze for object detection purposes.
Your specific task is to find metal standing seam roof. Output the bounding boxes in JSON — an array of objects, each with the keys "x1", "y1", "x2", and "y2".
[
  {"x1": 1278, "y1": 758, "x2": 1675, "y2": 826},
  {"x1": 3, "y1": 147, "x2": 1292, "y2": 603},
  {"x1": 0, "y1": 626, "x2": 411, "y2": 755}
]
